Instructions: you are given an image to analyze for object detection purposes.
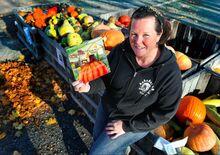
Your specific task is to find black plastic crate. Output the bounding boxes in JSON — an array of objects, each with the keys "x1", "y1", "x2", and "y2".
[
  {"x1": 167, "y1": 22, "x2": 220, "y2": 66},
  {"x1": 39, "y1": 30, "x2": 70, "y2": 83},
  {"x1": 69, "y1": 85, "x2": 102, "y2": 124}
]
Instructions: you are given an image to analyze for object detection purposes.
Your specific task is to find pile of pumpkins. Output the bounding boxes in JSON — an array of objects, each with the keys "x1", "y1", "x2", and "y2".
[
  {"x1": 153, "y1": 95, "x2": 220, "y2": 154},
  {"x1": 21, "y1": 4, "x2": 125, "y2": 54}
]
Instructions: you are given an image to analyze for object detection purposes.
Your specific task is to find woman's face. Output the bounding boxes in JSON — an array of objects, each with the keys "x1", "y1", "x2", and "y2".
[{"x1": 129, "y1": 16, "x2": 162, "y2": 58}]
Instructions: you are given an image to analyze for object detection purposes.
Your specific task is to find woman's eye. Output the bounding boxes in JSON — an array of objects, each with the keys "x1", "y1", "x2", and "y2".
[
  {"x1": 143, "y1": 34, "x2": 149, "y2": 38},
  {"x1": 131, "y1": 33, "x2": 137, "y2": 37}
]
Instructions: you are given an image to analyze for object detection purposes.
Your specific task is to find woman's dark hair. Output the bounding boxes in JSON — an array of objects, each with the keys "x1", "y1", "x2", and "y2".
[{"x1": 131, "y1": 6, "x2": 171, "y2": 44}]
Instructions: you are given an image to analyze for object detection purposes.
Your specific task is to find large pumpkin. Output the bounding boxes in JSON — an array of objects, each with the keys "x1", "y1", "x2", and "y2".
[
  {"x1": 175, "y1": 51, "x2": 192, "y2": 71},
  {"x1": 176, "y1": 96, "x2": 206, "y2": 124},
  {"x1": 184, "y1": 123, "x2": 216, "y2": 152},
  {"x1": 78, "y1": 61, "x2": 108, "y2": 83},
  {"x1": 100, "y1": 29, "x2": 125, "y2": 50}
]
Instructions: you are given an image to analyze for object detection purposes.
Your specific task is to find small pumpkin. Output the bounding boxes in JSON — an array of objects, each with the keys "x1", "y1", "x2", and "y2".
[
  {"x1": 78, "y1": 60, "x2": 108, "y2": 83},
  {"x1": 101, "y1": 29, "x2": 125, "y2": 50},
  {"x1": 184, "y1": 123, "x2": 216, "y2": 152},
  {"x1": 91, "y1": 23, "x2": 111, "y2": 38},
  {"x1": 175, "y1": 51, "x2": 192, "y2": 71},
  {"x1": 153, "y1": 124, "x2": 174, "y2": 140},
  {"x1": 176, "y1": 96, "x2": 206, "y2": 125}
]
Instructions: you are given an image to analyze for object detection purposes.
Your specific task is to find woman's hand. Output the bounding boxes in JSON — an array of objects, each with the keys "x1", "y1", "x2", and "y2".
[
  {"x1": 72, "y1": 80, "x2": 90, "y2": 93},
  {"x1": 105, "y1": 120, "x2": 125, "y2": 139}
]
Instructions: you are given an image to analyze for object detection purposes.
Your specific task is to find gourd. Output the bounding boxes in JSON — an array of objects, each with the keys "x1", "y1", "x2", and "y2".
[
  {"x1": 78, "y1": 60, "x2": 108, "y2": 83},
  {"x1": 176, "y1": 96, "x2": 206, "y2": 124},
  {"x1": 58, "y1": 20, "x2": 75, "y2": 37},
  {"x1": 184, "y1": 123, "x2": 216, "y2": 152},
  {"x1": 175, "y1": 51, "x2": 192, "y2": 71},
  {"x1": 206, "y1": 105, "x2": 220, "y2": 126},
  {"x1": 101, "y1": 29, "x2": 125, "y2": 50},
  {"x1": 91, "y1": 23, "x2": 111, "y2": 38}
]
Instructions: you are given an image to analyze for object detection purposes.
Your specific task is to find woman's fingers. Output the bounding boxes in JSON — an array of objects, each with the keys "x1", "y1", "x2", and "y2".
[
  {"x1": 72, "y1": 80, "x2": 81, "y2": 86},
  {"x1": 72, "y1": 81, "x2": 90, "y2": 93}
]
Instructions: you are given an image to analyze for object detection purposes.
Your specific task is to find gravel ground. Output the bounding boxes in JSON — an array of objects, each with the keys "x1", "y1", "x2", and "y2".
[
  {"x1": 0, "y1": 8, "x2": 94, "y2": 155},
  {"x1": 0, "y1": 99, "x2": 94, "y2": 155}
]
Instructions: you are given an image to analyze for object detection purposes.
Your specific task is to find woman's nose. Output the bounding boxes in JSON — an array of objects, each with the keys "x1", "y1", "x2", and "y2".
[{"x1": 134, "y1": 36, "x2": 142, "y2": 44}]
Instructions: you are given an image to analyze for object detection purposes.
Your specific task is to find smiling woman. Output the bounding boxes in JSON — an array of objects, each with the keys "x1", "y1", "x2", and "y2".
[{"x1": 72, "y1": 6, "x2": 182, "y2": 154}]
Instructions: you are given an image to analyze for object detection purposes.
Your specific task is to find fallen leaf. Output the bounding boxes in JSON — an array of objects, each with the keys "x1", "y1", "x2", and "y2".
[
  {"x1": 46, "y1": 117, "x2": 57, "y2": 125},
  {"x1": 58, "y1": 106, "x2": 65, "y2": 112},
  {"x1": 68, "y1": 109, "x2": 76, "y2": 115},
  {"x1": 18, "y1": 54, "x2": 25, "y2": 62},
  {"x1": 0, "y1": 131, "x2": 7, "y2": 140},
  {"x1": 12, "y1": 150, "x2": 21, "y2": 155},
  {"x1": 14, "y1": 131, "x2": 22, "y2": 137},
  {"x1": 13, "y1": 122, "x2": 24, "y2": 130}
]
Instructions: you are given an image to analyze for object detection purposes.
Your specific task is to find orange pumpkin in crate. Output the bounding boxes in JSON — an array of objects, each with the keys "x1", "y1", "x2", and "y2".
[
  {"x1": 176, "y1": 96, "x2": 206, "y2": 125},
  {"x1": 101, "y1": 29, "x2": 125, "y2": 50},
  {"x1": 175, "y1": 51, "x2": 192, "y2": 71},
  {"x1": 78, "y1": 60, "x2": 108, "y2": 83},
  {"x1": 184, "y1": 123, "x2": 216, "y2": 152}
]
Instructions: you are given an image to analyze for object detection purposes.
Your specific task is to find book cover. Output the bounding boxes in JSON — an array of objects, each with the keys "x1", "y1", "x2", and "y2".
[{"x1": 66, "y1": 37, "x2": 111, "y2": 83}]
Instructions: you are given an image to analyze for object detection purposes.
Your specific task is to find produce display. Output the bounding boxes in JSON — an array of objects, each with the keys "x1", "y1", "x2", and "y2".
[
  {"x1": 17, "y1": 3, "x2": 126, "y2": 83},
  {"x1": 153, "y1": 94, "x2": 220, "y2": 155}
]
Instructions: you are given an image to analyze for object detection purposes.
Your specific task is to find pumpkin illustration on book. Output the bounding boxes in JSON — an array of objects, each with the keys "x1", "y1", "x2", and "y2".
[{"x1": 78, "y1": 55, "x2": 108, "y2": 83}]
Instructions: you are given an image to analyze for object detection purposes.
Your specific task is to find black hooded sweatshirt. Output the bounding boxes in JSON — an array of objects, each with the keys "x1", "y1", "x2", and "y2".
[{"x1": 89, "y1": 38, "x2": 182, "y2": 132}]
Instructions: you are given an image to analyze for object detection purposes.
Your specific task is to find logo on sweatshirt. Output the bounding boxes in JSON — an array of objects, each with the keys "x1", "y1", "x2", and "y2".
[{"x1": 139, "y1": 79, "x2": 154, "y2": 96}]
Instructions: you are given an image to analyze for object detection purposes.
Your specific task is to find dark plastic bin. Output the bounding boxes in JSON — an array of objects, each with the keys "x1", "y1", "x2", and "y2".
[
  {"x1": 14, "y1": 14, "x2": 42, "y2": 60},
  {"x1": 39, "y1": 30, "x2": 70, "y2": 83},
  {"x1": 69, "y1": 84, "x2": 103, "y2": 124}
]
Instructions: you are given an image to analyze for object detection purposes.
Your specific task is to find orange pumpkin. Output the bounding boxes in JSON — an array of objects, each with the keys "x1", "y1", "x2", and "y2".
[
  {"x1": 91, "y1": 23, "x2": 111, "y2": 38},
  {"x1": 175, "y1": 51, "x2": 192, "y2": 71},
  {"x1": 184, "y1": 123, "x2": 216, "y2": 152},
  {"x1": 78, "y1": 61, "x2": 108, "y2": 83},
  {"x1": 176, "y1": 96, "x2": 206, "y2": 124},
  {"x1": 101, "y1": 29, "x2": 125, "y2": 50}
]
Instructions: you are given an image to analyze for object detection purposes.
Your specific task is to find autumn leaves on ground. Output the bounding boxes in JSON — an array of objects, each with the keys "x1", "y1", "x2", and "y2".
[{"x1": 0, "y1": 58, "x2": 75, "y2": 141}]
